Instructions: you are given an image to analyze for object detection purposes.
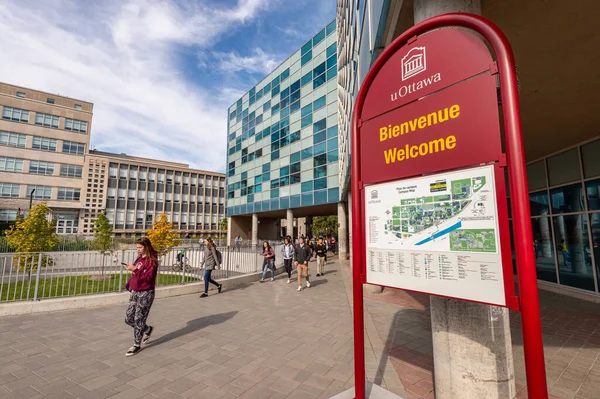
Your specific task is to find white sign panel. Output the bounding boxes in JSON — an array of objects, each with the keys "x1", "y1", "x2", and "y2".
[{"x1": 364, "y1": 165, "x2": 506, "y2": 306}]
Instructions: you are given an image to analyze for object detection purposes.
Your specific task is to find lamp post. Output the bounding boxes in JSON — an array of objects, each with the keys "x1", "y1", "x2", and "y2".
[{"x1": 29, "y1": 189, "x2": 36, "y2": 210}]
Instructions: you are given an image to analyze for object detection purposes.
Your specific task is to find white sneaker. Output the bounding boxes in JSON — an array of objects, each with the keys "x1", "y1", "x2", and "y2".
[
  {"x1": 306, "y1": 281, "x2": 311, "y2": 288},
  {"x1": 287, "y1": 279, "x2": 291, "y2": 284},
  {"x1": 271, "y1": 277, "x2": 274, "y2": 281},
  {"x1": 297, "y1": 286, "x2": 302, "y2": 292}
]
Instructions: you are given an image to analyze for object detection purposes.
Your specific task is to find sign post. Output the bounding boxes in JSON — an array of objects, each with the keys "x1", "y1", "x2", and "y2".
[{"x1": 351, "y1": 13, "x2": 548, "y2": 399}]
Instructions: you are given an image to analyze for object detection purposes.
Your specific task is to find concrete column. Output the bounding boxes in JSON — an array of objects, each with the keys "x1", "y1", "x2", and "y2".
[
  {"x1": 338, "y1": 201, "x2": 349, "y2": 260},
  {"x1": 412, "y1": 1, "x2": 515, "y2": 397},
  {"x1": 251, "y1": 213, "x2": 258, "y2": 247},
  {"x1": 286, "y1": 209, "x2": 293, "y2": 239},
  {"x1": 226, "y1": 216, "x2": 232, "y2": 246}
]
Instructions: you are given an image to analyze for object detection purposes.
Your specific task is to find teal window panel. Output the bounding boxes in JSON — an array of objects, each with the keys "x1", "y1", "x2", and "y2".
[
  {"x1": 301, "y1": 50, "x2": 312, "y2": 66},
  {"x1": 314, "y1": 189, "x2": 327, "y2": 204},
  {"x1": 313, "y1": 29, "x2": 325, "y2": 46}
]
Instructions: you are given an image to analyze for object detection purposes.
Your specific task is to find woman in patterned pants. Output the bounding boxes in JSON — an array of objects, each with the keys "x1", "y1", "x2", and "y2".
[{"x1": 123, "y1": 237, "x2": 159, "y2": 356}]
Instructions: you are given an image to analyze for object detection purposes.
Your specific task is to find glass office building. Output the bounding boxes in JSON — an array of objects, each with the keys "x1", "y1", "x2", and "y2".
[{"x1": 226, "y1": 21, "x2": 339, "y2": 219}]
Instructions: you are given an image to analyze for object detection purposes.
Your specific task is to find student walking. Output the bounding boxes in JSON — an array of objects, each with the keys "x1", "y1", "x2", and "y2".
[
  {"x1": 123, "y1": 237, "x2": 158, "y2": 357},
  {"x1": 281, "y1": 236, "x2": 295, "y2": 283},
  {"x1": 315, "y1": 237, "x2": 327, "y2": 276},
  {"x1": 200, "y1": 238, "x2": 223, "y2": 298},
  {"x1": 235, "y1": 235, "x2": 243, "y2": 251},
  {"x1": 295, "y1": 237, "x2": 312, "y2": 291},
  {"x1": 260, "y1": 241, "x2": 276, "y2": 282}
]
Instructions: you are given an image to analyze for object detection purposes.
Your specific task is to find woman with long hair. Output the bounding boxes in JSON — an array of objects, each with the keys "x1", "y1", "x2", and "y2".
[
  {"x1": 200, "y1": 238, "x2": 223, "y2": 298},
  {"x1": 123, "y1": 237, "x2": 158, "y2": 356},
  {"x1": 281, "y1": 236, "x2": 295, "y2": 284},
  {"x1": 260, "y1": 241, "x2": 276, "y2": 282}
]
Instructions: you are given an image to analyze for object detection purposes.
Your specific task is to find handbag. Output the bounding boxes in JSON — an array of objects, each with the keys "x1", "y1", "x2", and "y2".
[{"x1": 125, "y1": 278, "x2": 132, "y2": 292}]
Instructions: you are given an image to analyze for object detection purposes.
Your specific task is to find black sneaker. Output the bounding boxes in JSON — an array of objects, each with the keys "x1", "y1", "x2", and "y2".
[
  {"x1": 142, "y1": 326, "x2": 153, "y2": 344},
  {"x1": 125, "y1": 346, "x2": 142, "y2": 357},
  {"x1": 200, "y1": 293, "x2": 208, "y2": 298},
  {"x1": 218, "y1": 284, "x2": 223, "y2": 293}
]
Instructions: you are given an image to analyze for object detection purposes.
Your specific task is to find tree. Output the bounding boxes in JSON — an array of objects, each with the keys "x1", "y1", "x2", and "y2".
[
  {"x1": 312, "y1": 216, "x2": 338, "y2": 239},
  {"x1": 146, "y1": 213, "x2": 179, "y2": 257},
  {"x1": 219, "y1": 217, "x2": 228, "y2": 241},
  {"x1": 4, "y1": 203, "x2": 58, "y2": 275},
  {"x1": 91, "y1": 213, "x2": 115, "y2": 279}
]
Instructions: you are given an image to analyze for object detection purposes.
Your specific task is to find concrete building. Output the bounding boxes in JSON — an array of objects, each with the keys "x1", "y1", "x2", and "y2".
[
  {"x1": 82, "y1": 151, "x2": 226, "y2": 237},
  {"x1": 226, "y1": 21, "x2": 347, "y2": 249},
  {"x1": 338, "y1": 0, "x2": 600, "y2": 301},
  {"x1": 0, "y1": 82, "x2": 92, "y2": 234}
]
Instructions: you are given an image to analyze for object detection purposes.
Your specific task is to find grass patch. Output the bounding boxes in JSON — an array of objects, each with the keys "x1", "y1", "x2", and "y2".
[{"x1": 0, "y1": 273, "x2": 201, "y2": 302}]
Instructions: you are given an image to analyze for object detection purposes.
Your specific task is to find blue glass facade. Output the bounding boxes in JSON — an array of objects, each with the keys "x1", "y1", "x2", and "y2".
[{"x1": 226, "y1": 20, "x2": 338, "y2": 217}]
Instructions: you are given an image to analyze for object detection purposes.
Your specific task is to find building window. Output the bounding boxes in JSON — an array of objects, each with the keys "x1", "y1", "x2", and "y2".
[
  {"x1": 2, "y1": 106, "x2": 29, "y2": 123},
  {"x1": 0, "y1": 183, "x2": 20, "y2": 198},
  {"x1": 0, "y1": 157, "x2": 24, "y2": 172},
  {"x1": 54, "y1": 212, "x2": 79, "y2": 234},
  {"x1": 35, "y1": 113, "x2": 60, "y2": 128},
  {"x1": 64, "y1": 118, "x2": 88, "y2": 133},
  {"x1": 0, "y1": 210, "x2": 18, "y2": 222},
  {"x1": 29, "y1": 160, "x2": 54, "y2": 175},
  {"x1": 74, "y1": 104, "x2": 83, "y2": 110},
  {"x1": 0, "y1": 131, "x2": 26, "y2": 147},
  {"x1": 46, "y1": 98, "x2": 55, "y2": 104},
  {"x1": 57, "y1": 188, "x2": 81, "y2": 201},
  {"x1": 62, "y1": 141, "x2": 85, "y2": 155},
  {"x1": 32, "y1": 136, "x2": 57, "y2": 152},
  {"x1": 59, "y1": 164, "x2": 83, "y2": 178},
  {"x1": 27, "y1": 185, "x2": 52, "y2": 199},
  {"x1": 16, "y1": 92, "x2": 25, "y2": 98}
]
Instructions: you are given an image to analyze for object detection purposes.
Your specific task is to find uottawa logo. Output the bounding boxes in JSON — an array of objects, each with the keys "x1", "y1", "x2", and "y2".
[
  {"x1": 391, "y1": 45, "x2": 441, "y2": 102},
  {"x1": 402, "y1": 47, "x2": 426, "y2": 81}
]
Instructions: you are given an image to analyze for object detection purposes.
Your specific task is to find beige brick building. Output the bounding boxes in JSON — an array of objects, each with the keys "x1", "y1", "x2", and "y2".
[{"x1": 0, "y1": 82, "x2": 92, "y2": 234}]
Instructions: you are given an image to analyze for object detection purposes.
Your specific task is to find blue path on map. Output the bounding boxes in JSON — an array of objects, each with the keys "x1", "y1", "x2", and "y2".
[{"x1": 415, "y1": 221, "x2": 463, "y2": 246}]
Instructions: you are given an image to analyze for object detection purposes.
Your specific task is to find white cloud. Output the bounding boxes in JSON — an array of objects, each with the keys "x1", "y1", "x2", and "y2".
[
  {"x1": 211, "y1": 48, "x2": 283, "y2": 75},
  {"x1": 0, "y1": 0, "x2": 271, "y2": 172}
]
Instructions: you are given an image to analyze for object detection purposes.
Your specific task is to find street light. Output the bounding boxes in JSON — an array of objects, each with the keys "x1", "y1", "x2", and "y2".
[{"x1": 29, "y1": 189, "x2": 36, "y2": 210}]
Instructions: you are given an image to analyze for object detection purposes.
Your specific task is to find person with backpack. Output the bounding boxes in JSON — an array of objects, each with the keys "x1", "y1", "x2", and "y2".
[
  {"x1": 200, "y1": 238, "x2": 223, "y2": 298},
  {"x1": 329, "y1": 236, "x2": 337, "y2": 255},
  {"x1": 123, "y1": 237, "x2": 158, "y2": 357},
  {"x1": 281, "y1": 236, "x2": 295, "y2": 284},
  {"x1": 315, "y1": 237, "x2": 327, "y2": 277},
  {"x1": 259, "y1": 241, "x2": 276, "y2": 282},
  {"x1": 295, "y1": 236, "x2": 312, "y2": 291}
]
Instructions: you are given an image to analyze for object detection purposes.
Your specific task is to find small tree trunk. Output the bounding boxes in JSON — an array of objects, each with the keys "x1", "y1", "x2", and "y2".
[{"x1": 101, "y1": 254, "x2": 105, "y2": 277}]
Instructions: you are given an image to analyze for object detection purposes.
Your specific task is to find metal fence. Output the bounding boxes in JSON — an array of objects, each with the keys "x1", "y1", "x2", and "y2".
[{"x1": 0, "y1": 243, "x2": 283, "y2": 303}]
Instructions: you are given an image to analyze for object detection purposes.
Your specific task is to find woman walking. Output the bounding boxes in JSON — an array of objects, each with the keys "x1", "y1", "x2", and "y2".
[
  {"x1": 200, "y1": 238, "x2": 223, "y2": 298},
  {"x1": 260, "y1": 241, "x2": 276, "y2": 282},
  {"x1": 281, "y1": 236, "x2": 295, "y2": 284},
  {"x1": 123, "y1": 237, "x2": 158, "y2": 357}
]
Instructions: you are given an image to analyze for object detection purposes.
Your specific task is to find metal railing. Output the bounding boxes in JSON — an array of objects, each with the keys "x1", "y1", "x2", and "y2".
[{"x1": 0, "y1": 243, "x2": 282, "y2": 303}]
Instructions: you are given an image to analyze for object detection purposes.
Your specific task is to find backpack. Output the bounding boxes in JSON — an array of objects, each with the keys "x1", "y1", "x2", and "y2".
[{"x1": 215, "y1": 248, "x2": 222, "y2": 265}]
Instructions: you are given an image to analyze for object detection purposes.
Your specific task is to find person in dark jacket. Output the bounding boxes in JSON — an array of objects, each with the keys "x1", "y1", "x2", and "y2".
[
  {"x1": 315, "y1": 237, "x2": 327, "y2": 276},
  {"x1": 123, "y1": 237, "x2": 158, "y2": 357},
  {"x1": 200, "y1": 238, "x2": 223, "y2": 298},
  {"x1": 295, "y1": 237, "x2": 312, "y2": 291}
]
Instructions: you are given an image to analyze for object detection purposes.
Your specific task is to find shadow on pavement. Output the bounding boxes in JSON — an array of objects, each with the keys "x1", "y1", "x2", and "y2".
[
  {"x1": 308, "y1": 278, "x2": 328, "y2": 287},
  {"x1": 147, "y1": 311, "x2": 238, "y2": 347}
]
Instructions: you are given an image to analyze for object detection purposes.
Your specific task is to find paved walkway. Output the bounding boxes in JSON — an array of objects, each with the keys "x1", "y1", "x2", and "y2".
[
  {"x1": 0, "y1": 260, "x2": 362, "y2": 399},
  {"x1": 365, "y1": 286, "x2": 600, "y2": 399}
]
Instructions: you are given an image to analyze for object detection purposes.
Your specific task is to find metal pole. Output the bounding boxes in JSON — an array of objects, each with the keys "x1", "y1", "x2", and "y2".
[
  {"x1": 29, "y1": 189, "x2": 35, "y2": 210},
  {"x1": 32, "y1": 253, "x2": 43, "y2": 301}
]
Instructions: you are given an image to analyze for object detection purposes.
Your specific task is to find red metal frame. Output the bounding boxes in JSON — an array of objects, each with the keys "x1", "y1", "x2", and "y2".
[{"x1": 351, "y1": 13, "x2": 548, "y2": 399}]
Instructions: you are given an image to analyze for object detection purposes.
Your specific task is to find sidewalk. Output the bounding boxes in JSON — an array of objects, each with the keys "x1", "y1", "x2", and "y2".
[
  {"x1": 364, "y1": 285, "x2": 600, "y2": 398},
  {"x1": 0, "y1": 259, "x2": 372, "y2": 399}
]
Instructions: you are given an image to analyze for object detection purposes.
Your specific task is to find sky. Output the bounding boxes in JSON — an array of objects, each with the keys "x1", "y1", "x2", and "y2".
[{"x1": 0, "y1": 0, "x2": 336, "y2": 172}]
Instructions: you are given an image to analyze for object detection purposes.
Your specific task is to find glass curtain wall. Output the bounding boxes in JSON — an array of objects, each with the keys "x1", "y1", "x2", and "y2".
[{"x1": 510, "y1": 138, "x2": 600, "y2": 294}]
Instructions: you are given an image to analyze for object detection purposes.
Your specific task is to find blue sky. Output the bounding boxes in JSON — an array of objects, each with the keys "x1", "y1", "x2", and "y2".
[{"x1": 0, "y1": 0, "x2": 335, "y2": 172}]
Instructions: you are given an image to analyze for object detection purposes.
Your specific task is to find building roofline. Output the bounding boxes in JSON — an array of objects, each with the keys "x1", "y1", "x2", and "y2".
[
  {"x1": 0, "y1": 81, "x2": 93, "y2": 106},
  {"x1": 87, "y1": 150, "x2": 225, "y2": 176}
]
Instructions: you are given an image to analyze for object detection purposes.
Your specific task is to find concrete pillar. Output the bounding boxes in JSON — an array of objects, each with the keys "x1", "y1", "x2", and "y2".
[
  {"x1": 338, "y1": 201, "x2": 349, "y2": 260},
  {"x1": 412, "y1": 1, "x2": 515, "y2": 397},
  {"x1": 286, "y1": 209, "x2": 293, "y2": 239},
  {"x1": 251, "y1": 213, "x2": 258, "y2": 247},
  {"x1": 226, "y1": 216, "x2": 232, "y2": 246}
]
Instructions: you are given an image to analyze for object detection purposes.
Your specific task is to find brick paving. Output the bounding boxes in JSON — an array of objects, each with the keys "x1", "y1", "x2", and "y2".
[
  {"x1": 0, "y1": 260, "x2": 359, "y2": 399},
  {"x1": 365, "y1": 287, "x2": 600, "y2": 399}
]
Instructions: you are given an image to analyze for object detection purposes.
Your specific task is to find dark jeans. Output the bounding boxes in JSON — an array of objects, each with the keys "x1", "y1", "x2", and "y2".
[
  {"x1": 203, "y1": 269, "x2": 220, "y2": 294},
  {"x1": 283, "y1": 258, "x2": 293, "y2": 278}
]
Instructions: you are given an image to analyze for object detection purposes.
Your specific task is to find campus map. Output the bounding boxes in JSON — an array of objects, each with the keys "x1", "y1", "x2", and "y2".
[{"x1": 364, "y1": 165, "x2": 507, "y2": 306}]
